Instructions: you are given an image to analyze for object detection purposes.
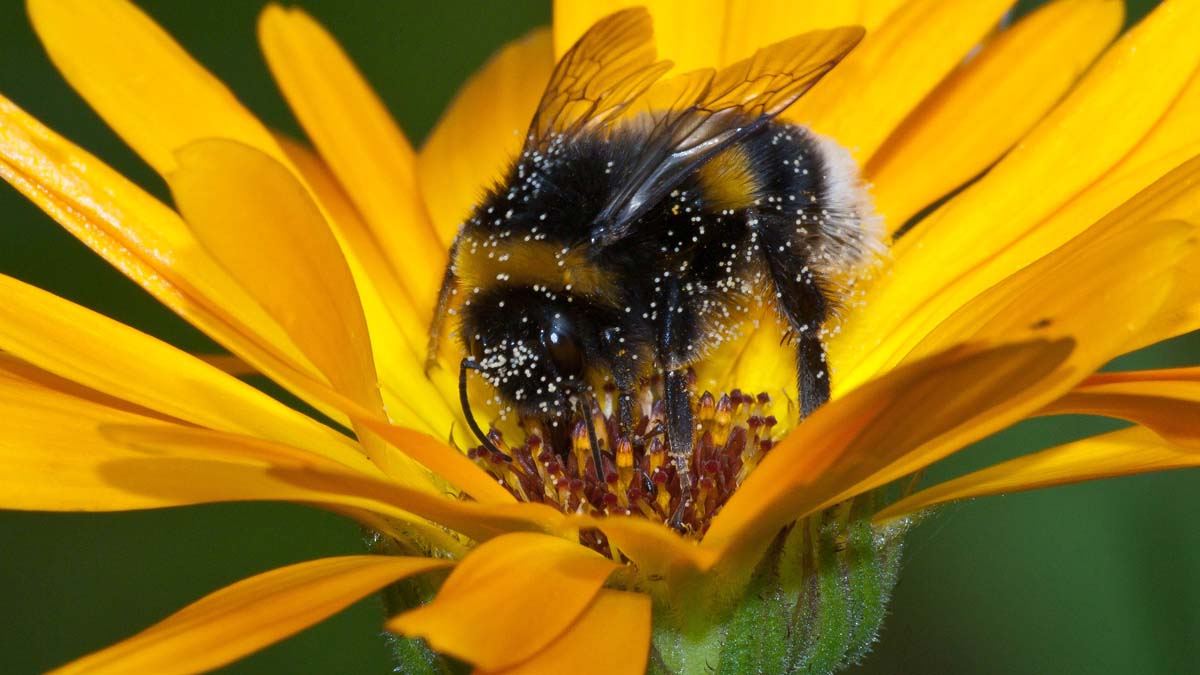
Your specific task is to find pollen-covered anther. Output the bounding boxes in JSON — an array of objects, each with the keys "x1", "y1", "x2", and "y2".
[{"x1": 467, "y1": 376, "x2": 783, "y2": 548}]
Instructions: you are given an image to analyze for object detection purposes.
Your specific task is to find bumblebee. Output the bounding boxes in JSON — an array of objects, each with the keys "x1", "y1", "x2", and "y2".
[{"x1": 429, "y1": 9, "x2": 879, "y2": 522}]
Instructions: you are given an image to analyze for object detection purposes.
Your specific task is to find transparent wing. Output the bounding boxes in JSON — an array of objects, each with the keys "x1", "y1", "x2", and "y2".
[
  {"x1": 591, "y1": 26, "x2": 866, "y2": 245},
  {"x1": 527, "y1": 7, "x2": 672, "y2": 144}
]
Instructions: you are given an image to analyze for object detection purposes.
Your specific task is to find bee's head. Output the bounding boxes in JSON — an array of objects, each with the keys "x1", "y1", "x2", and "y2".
[{"x1": 457, "y1": 286, "x2": 613, "y2": 418}]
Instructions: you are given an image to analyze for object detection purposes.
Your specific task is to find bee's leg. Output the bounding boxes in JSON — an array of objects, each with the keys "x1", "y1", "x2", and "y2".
[
  {"x1": 760, "y1": 229, "x2": 831, "y2": 418},
  {"x1": 657, "y1": 281, "x2": 696, "y2": 530},
  {"x1": 664, "y1": 367, "x2": 694, "y2": 528},
  {"x1": 795, "y1": 326, "x2": 830, "y2": 417},
  {"x1": 603, "y1": 327, "x2": 639, "y2": 441}
]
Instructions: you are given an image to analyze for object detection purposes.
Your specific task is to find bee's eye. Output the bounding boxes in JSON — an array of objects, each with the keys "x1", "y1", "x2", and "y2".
[{"x1": 542, "y1": 321, "x2": 584, "y2": 379}]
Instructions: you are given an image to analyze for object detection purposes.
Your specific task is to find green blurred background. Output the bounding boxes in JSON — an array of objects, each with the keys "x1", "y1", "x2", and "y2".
[{"x1": 1, "y1": 1, "x2": 1196, "y2": 673}]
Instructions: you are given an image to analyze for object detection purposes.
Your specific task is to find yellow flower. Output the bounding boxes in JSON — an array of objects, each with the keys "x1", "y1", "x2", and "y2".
[{"x1": 1, "y1": 0, "x2": 1199, "y2": 674}]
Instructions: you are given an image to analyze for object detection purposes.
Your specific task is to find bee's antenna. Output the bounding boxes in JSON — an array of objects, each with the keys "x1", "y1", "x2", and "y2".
[
  {"x1": 577, "y1": 395, "x2": 605, "y2": 481},
  {"x1": 459, "y1": 358, "x2": 511, "y2": 462}
]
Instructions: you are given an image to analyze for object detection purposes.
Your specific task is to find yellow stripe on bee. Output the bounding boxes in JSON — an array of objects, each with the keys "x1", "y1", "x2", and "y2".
[
  {"x1": 456, "y1": 238, "x2": 621, "y2": 305},
  {"x1": 697, "y1": 144, "x2": 761, "y2": 211}
]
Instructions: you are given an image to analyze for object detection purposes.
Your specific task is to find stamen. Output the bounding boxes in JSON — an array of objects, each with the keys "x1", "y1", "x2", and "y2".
[{"x1": 465, "y1": 374, "x2": 783, "y2": 549}]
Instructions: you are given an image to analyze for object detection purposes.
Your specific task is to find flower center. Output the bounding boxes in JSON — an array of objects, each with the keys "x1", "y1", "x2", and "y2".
[{"x1": 468, "y1": 374, "x2": 780, "y2": 543}]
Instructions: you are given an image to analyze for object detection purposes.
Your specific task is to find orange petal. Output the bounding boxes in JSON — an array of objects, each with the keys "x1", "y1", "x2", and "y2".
[
  {"x1": 26, "y1": 0, "x2": 285, "y2": 174},
  {"x1": 0, "y1": 352, "x2": 175, "y2": 421},
  {"x1": 165, "y1": 139, "x2": 420, "y2": 481},
  {"x1": 868, "y1": 0, "x2": 1124, "y2": 228},
  {"x1": 48, "y1": 555, "x2": 451, "y2": 675},
  {"x1": 833, "y1": 0, "x2": 1200, "y2": 389},
  {"x1": 389, "y1": 532, "x2": 618, "y2": 671},
  {"x1": 168, "y1": 139, "x2": 380, "y2": 417},
  {"x1": 353, "y1": 418, "x2": 517, "y2": 505},
  {"x1": 566, "y1": 514, "x2": 714, "y2": 606},
  {"x1": 1040, "y1": 368, "x2": 1200, "y2": 450},
  {"x1": 553, "y1": 1, "x2": 903, "y2": 72},
  {"x1": 872, "y1": 426, "x2": 1200, "y2": 524},
  {"x1": 0, "y1": 369, "x2": 209, "y2": 511},
  {"x1": 0, "y1": 95, "x2": 343, "y2": 423},
  {"x1": 722, "y1": 1, "x2": 906, "y2": 65},
  {"x1": 258, "y1": 6, "x2": 446, "y2": 316},
  {"x1": 552, "y1": 1, "x2": 727, "y2": 72},
  {"x1": 0, "y1": 274, "x2": 374, "y2": 475},
  {"x1": 704, "y1": 339, "x2": 1073, "y2": 573},
  {"x1": 476, "y1": 589, "x2": 651, "y2": 675},
  {"x1": 0, "y1": 371, "x2": 537, "y2": 541},
  {"x1": 903, "y1": 193, "x2": 1199, "y2": 368},
  {"x1": 278, "y1": 135, "x2": 461, "y2": 437},
  {"x1": 19, "y1": 0, "x2": 421, "y2": 429},
  {"x1": 0, "y1": 373, "x2": 384, "y2": 517},
  {"x1": 418, "y1": 28, "x2": 555, "y2": 245},
  {"x1": 785, "y1": 0, "x2": 1015, "y2": 162},
  {"x1": 100, "y1": 424, "x2": 559, "y2": 544}
]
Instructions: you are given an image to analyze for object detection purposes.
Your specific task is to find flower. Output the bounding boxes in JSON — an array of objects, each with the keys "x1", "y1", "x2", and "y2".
[{"x1": 1, "y1": 0, "x2": 1199, "y2": 674}]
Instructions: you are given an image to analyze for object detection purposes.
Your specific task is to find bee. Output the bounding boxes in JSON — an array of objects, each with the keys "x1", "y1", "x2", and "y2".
[{"x1": 428, "y1": 9, "x2": 879, "y2": 523}]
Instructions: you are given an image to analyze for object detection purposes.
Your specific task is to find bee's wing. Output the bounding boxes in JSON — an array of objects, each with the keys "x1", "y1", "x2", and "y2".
[
  {"x1": 526, "y1": 8, "x2": 672, "y2": 144},
  {"x1": 590, "y1": 26, "x2": 866, "y2": 246}
]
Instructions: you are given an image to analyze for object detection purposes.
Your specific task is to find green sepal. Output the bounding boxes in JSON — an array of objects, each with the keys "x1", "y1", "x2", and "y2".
[
  {"x1": 379, "y1": 574, "x2": 469, "y2": 675},
  {"x1": 367, "y1": 530, "x2": 468, "y2": 675},
  {"x1": 649, "y1": 492, "x2": 908, "y2": 675}
]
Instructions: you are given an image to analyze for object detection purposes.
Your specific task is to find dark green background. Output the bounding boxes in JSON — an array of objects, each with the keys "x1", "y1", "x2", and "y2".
[{"x1": 1, "y1": 1, "x2": 1196, "y2": 673}]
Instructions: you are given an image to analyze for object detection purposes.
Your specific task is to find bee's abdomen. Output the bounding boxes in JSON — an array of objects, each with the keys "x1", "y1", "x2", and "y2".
[{"x1": 732, "y1": 122, "x2": 882, "y2": 283}]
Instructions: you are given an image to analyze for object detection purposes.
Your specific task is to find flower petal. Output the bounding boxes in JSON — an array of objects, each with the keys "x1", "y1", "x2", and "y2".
[
  {"x1": 905, "y1": 206, "x2": 1199, "y2": 367},
  {"x1": 348, "y1": 418, "x2": 516, "y2": 505},
  {"x1": 2, "y1": 122, "x2": 490, "y2": 501},
  {"x1": 567, "y1": 514, "x2": 714, "y2": 605},
  {"x1": 552, "y1": 1, "x2": 727, "y2": 72},
  {"x1": 0, "y1": 370, "x2": 534, "y2": 539},
  {"x1": 1040, "y1": 368, "x2": 1200, "y2": 450},
  {"x1": 258, "y1": 6, "x2": 446, "y2": 315},
  {"x1": 0, "y1": 95, "x2": 340, "y2": 421},
  {"x1": 48, "y1": 555, "x2": 451, "y2": 675},
  {"x1": 867, "y1": 0, "x2": 1124, "y2": 228},
  {"x1": 388, "y1": 532, "x2": 619, "y2": 671},
  {"x1": 872, "y1": 426, "x2": 1200, "y2": 524},
  {"x1": 168, "y1": 139, "x2": 379, "y2": 416},
  {"x1": 785, "y1": 0, "x2": 1015, "y2": 162},
  {"x1": 553, "y1": 1, "x2": 904, "y2": 71},
  {"x1": 100, "y1": 424, "x2": 559, "y2": 543},
  {"x1": 704, "y1": 339, "x2": 1074, "y2": 573},
  {"x1": 26, "y1": 0, "x2": 285, "y2": 174},
  {"x1": 166, "y1": 138, "x2": 429, "y2": 484},
  {"x1": 0, "y1": 371, "x2": 205, "y2": 511},
  {"x1": 476, "y1": 589, "x2": 651, "y2": 675},
  {"x1": 0, "y1": 274, "x2": 374, "y2": 474},
  {"x1": 418, "y1": 28, "x2": 555, "y2": 245},
  {"x1": 278, "y1": 135, "x2": 462, "y2": 437},
  {"x1": 721, "y1": 1, "x2": 906, "y2": 65},
  {"x1": 833, "y1": 0, "x2": 1200, "y2": 388}
]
